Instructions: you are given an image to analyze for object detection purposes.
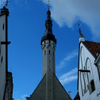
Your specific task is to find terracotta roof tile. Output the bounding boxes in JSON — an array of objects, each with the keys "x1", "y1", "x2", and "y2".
[{"x1": 83, "y1": 41, "x2": 100, "y2": 57}]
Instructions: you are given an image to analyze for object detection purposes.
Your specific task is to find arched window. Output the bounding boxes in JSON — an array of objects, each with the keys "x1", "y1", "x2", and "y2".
[
  {"x1": 85, "y1": 58, "x2": 90, "y2": 91},
  {"x1": 85, "y1": 58, "x2": 95, "y2": 94},
  {"x1": 79, "y1": 47, "x2": 84, "y2": 95}
]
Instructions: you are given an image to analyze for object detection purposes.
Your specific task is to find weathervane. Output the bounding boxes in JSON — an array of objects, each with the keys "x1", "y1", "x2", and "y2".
[
  {"x1": 5, "y1": 0, "x2": 9, "y2": 6},
  {"x1": 78, "y1": 24, "x2": 83, "y2": 36}
]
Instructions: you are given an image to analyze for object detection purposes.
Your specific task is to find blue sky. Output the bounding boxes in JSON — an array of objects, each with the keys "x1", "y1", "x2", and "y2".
[{"x1": 0, "y1": 0, "x2": 100, "y2": 100}]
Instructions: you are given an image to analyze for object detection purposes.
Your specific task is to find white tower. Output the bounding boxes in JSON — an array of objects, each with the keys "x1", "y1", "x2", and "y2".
[{"x1": 41, "y1": 9, "x2": 56, "y2": 77}]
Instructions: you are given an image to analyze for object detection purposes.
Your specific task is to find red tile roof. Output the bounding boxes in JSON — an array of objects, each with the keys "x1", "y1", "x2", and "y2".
[
  {"x1": 83, "y1": 41, "x2": 100, "y2": 57},
  {"x1": 73, "y1": 92, "x2": 79, "y2": 100}
]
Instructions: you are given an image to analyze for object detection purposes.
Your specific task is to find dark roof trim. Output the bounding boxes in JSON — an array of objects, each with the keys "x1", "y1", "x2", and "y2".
[{"x1": 0, "y1": 13, "x2": 6, "y2": 16}]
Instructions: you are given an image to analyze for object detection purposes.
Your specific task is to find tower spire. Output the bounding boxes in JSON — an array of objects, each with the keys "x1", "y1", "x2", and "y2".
[
  {"x1": 41, "y1": 6, "x2": 57, "y2": 77},
  {"x1": 41, "y1": 6, "x2": 56, "y2": 44}
]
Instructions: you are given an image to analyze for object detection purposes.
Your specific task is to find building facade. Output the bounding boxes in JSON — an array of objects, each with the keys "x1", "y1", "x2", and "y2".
[
  {"x1": 77, "y1": 33, "x2": 100, "y2": 100},
  {"x1": 0, "y1": 6, "x2": 13, "y2": 100}
]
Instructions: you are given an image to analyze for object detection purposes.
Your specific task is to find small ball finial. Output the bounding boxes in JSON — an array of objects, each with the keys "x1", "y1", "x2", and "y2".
[{"x1": 5, "y1": 0, "x2": 8, "y2": 6}]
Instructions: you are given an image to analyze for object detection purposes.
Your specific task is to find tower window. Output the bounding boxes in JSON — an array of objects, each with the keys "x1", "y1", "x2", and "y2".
[
  {"x1": 44, "y1": 51, "x2": 46, "y2": 55},
  {"x1": 49, "y1": 50, "x2": 50, "y2": 54},
  {"x1": 53, "y1": 51, "x2": 54, "y2": 56},
  {"x1": 2, "y1": 24, "x2": 4, "y2": 30},
  {"x1": 1, "y1": 56, "x2": 3, "y2": 63}
]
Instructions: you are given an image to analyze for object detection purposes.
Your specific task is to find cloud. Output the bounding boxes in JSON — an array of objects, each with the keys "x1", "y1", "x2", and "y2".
[
  {"x1": 42, "y1": 0, "x2": 100, "y2": 39},
  {"x1": 16, "y1": 94, "x2": 28, "y2": 100},
  {"x1": 56, "y1": 50, "x2": 78, "y2": 69},
  {"x1": 21, "y1": 94, "x2": 28, "y2": 100},
  {"x1": 59, "y1": 68, "x2": 77, "y2": 85}
]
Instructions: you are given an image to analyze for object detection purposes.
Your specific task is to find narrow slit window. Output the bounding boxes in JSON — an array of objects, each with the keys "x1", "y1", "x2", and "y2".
[
  {"x1": 1, "y1": 56, "x2": 3, "y2": 63},
  {"x1": 44, "y1": 51, "x2": 46, "y2": 55},
  {"x1": 49, "y1": 50, "x2": 50, "y2": 54}
]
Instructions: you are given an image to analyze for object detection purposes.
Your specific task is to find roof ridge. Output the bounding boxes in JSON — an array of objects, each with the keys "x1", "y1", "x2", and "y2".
[{"x1": 85, "y1": 40, "x2": 100, "y2": 44}]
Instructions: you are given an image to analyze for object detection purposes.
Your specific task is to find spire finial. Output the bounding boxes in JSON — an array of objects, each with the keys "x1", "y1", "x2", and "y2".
[
  {"x1": 5, "y1": 0, "x2": 9, "y2": 6},
  {"x1": 78, "y1": 24, "x2": 83, "y2": 36},
  {"x1": 6, "y1": 0, "x2": 8, "y2": 6},
  {"x1": 48, "y1": 0, "x2": 50, "y2": 10}
]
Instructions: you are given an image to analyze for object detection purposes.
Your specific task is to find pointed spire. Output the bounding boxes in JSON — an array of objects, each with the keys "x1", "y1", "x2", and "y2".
[
  {"x1": 45, "y1": 9, "x2": 52, "y2": 35},
  {"x1": 41, "y1": 8, "x2": 56, "y2": 44}
]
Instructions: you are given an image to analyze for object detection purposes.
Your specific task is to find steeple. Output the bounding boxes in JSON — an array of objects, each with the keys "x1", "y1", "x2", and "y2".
[
  {"x1": 41, "y1": 9, "x2": 56, "y2": 77},
  {"x1": 26, "y1": 5, "x2": 72, "y2": 100},
  {"x1": 41, "y1": 9, "x2": 56, "y2": 44}
]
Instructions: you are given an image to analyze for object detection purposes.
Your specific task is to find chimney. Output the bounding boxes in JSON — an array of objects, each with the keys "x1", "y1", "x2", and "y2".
[{"x1": 68, "y1": 91, "x2": 72, "y2": 99}]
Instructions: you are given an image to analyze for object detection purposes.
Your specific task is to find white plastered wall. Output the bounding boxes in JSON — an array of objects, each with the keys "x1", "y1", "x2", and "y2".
[
  {"x1": 78, "y1": 42, "x2": 100, "y2": 100},
  {"x1": 0, "y1": 15, "x2": 6, "y2": 100}
]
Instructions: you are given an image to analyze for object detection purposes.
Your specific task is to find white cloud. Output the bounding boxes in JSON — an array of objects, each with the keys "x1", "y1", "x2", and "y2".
[
  {"x1": 42, "y1": 0, "x2": 100, "y2": 39},
  {"x1": 16, "y1": 94, "x2": 28, "y2": 100},
  {"x1": 59, "y1": 68, "x2": 77, "y2": 85},
  {"x1": 21, "y1": 94, "x2": 28, "y2": 100},
  {"x1": 56, "y1": 50, "x2": 78, "y2": 69}
]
